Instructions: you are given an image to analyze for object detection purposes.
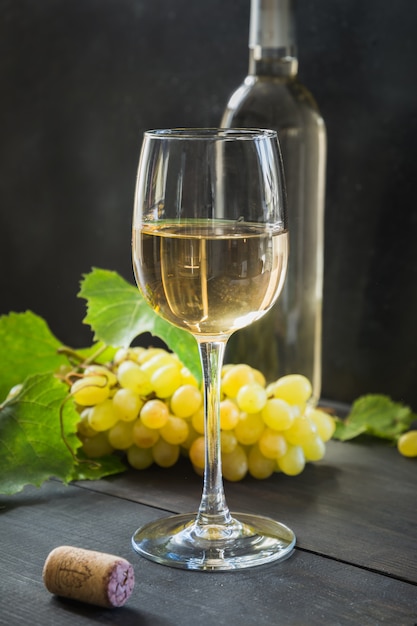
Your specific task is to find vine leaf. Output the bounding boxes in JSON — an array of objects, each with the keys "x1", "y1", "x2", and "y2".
[{"x1": 78, "y1": 268, "x2": 201, "y2": 383}]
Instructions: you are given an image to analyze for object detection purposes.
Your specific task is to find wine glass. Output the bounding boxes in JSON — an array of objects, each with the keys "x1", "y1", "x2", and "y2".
[{"x1": 131, "y1": 128, "x2": 295, "y2": 570}]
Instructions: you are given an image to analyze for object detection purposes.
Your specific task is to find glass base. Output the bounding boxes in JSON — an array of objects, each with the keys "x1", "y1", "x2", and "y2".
[{"x1": 131, "y1": 512, "x2": 295, "y2": 571}]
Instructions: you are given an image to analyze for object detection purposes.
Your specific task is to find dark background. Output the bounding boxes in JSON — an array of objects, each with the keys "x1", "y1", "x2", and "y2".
[{"x1": 1, "y1": 0, "x2": 416, "y2": 407}]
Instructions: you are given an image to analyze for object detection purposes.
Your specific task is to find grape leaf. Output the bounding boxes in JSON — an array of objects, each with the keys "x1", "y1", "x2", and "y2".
[
  {"x1": 78, "y1": 268, "x2": 201, "y2": 383},
  {"x1": 333, "y1": 394, "x2": 416, "y2": 442},
  {"x1": 0, "y1": 374, "x2": 81, "y2": 495},
  {"x1": 0, "y1": 374, "x2": 126, "y2": 495},
  {"x1": 0, "y1": 311, "x2": 68, "y2": 403}
]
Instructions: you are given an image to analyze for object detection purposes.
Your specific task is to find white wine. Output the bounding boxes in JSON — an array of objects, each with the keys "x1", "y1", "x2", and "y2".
[{"x1": 133, "y1": 221, "x2": 288, "y2": 337}]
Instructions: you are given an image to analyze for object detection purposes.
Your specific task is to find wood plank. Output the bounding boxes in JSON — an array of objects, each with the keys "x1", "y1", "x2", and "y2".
[
  {"x1": 75, "y1": 439, "x2": 417, "y2": 583},
  {"x1": 0, "y1": 481, "x2": 416, "y2": 626}
]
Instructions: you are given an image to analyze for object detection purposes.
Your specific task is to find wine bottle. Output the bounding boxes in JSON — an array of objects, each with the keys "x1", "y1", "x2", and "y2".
[{"x1": 221, "y1": 0, "x2": 326, "y2": 405}]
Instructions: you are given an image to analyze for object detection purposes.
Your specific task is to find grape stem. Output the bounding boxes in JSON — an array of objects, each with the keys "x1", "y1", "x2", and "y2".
[
  {"x1": 196, "y1": 340, "x2": 233, "y2": 528},
  {"x1": 57, "y1": 344, "x2": 108, "y2": 367}
]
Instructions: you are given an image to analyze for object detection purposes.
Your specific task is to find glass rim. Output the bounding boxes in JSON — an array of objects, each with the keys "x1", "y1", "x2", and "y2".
[{"x1": 143, "y1": 128, "x2": 278, "y2": 141}]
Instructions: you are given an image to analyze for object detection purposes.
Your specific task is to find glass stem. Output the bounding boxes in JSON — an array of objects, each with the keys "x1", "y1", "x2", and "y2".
[{"x1": 196, "y1": 339, "x2": 233, "y2": 527}]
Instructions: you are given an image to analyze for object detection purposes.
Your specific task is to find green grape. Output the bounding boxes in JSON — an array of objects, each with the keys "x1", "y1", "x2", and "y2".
[
  {"x1": 137, "y1": 347, "x2": 168, "y2": 365},
  {"x1": 220, "y1": 430, "x2": 238, "y2": 454},
  {"x1": 107, "y1": 420, "x2": 135, "y2": 450},
  {"x1": 285, "y1": 415, "x2": 317, "y2": 446},
  {"x1": 81, "y1": 432, "x2": 114, "y2": 458},
  {"x1": 236, "y1": 383, "x2": 267, "y2": 414},
  {"x1": 221, "y1": 364, "x2": 255, "y2": 398},
  {"x1": 170, "y1": 384, "x2": 203, "y2": 418},
  {"x1": 261, "y1": 398, "x2": 294, "y2": 431},
  {"x1": 277, "y1": 444, "x2": 305, "y2": 476},
  {"x1": 127, "y1": 444, "x2": 154, "y2": 470},
  {"x1": 159, "y1": 415, "x2": 190, "y2": 445},
  {"x1": 152, "y1": 439, "x2": 180, "y2": 468},
  {"x1": 140, "y1": 351, "x2": 177, "y2": 377},
  {"x1": 179, "y1": 366, "x2": 199, "y2": 387},
  {"x1": 191, "y1": 407, "x2": 205, "y2": 435},
  {"x1": 251, "y1": 367, "x2": 266, "y2": 388},
  {"x1": 219, "y1": 399, "x2": 240, "y2": 430},
  {"x1": 132, "y1": 418, "x2": 160, "y2": 448},
  {"x1": 308, "y1": 408, "x2": 336, "y2": 442},
  {"x1": 269, "y1": 374, "x2": 312, "y2": 406},
  {"x1": 248, "y1": 444, "x2": 276, "y2": 479},
  {"x1": 221, "y1": 445, "x2": 248, "y2": 482},
  {"x1": 117, "y1": 360, "x2": 153, "y2": 395},
  {"x1": 301, "y1": 434, "x2": 326, "y2": 461},
  {"x1": 140, "y1": 399, "x2": 169, "y2": 429},
  {"x1": 77, "y1": 408, "x2": 97, "y2": 438},
  {"x1": 397, "y1": 430, "x2": 417, "y2": 457},
  {"x1": 180, "y1": 424, "x2": 200, "y2": 451},
  {"x1": 84, "y1": 364, "x2": 117, "y2": 388},
  {"x1": 234, "y1": 412, "x2": 265, "y2": 446},
  {"x1": 88, "y1": 398, "x2": 119, "y2": 431},
  {"x1": 258, "y1": 428, "x2": 287, "y2": 459},
  {"x1": 151, "y1": 364, "x2": 182, "y2": 399},
  {"x1": 71, "y1": 375, "x2": 110, "y2": 406},
  {"x1": 112, "y1": 388, "x2": 143, "y2": 422},
  {"x1": 189, "y1": 436, "x2": 206, "y2": 470}
]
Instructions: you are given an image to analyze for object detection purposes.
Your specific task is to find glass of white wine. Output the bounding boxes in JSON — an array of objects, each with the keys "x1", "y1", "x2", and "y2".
[{"x1": 131, "y1": 128, "x2": 295, "y2": 570}]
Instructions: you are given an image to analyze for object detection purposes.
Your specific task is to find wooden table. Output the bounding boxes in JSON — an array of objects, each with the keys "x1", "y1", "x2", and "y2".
[{"x1": 1, "y1": 438, "x2": 416, "y2": 625}]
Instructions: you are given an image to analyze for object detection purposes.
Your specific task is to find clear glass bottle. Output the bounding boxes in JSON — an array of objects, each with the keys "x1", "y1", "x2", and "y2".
[{"x1": 221, "y1": 0, "x2": 326, "y2": 405}]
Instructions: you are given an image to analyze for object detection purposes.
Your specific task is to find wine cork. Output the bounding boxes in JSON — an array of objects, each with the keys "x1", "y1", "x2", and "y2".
[{"x1": 42, "y1": 546, "x2": 135, "y2": 608}]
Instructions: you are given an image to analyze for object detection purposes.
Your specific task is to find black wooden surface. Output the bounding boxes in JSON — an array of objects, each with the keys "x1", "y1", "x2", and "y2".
[{"x1": 1, "y1": 440, "x2": 416, "y2": 625}]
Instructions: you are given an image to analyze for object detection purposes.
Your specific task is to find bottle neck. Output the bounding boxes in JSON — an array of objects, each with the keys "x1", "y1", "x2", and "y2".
[{"x1": 248, "y1": 0, "x2": 298, "y2": 78}]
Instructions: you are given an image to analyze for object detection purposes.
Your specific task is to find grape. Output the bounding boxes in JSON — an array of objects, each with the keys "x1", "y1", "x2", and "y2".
[
  {"x1": 248, "y1": 445, "x2": 276, "y2": 480},
  {"x1": 234, "y1": 412, "x2": 264, "y2": 446},
  {"x1": 180, "y1": 366, "x2": 199, "y2": 387},
  {"x1": 221, "y1": 445, "x2": 248, "y2": 482},
  {"x1": 397, "y1": 430, "x2": 417, "y2": 457},
  {"x1": 84, "y1": 364, "x2": 117, "y2": 388},
  {"x1": 269, "y1": 374, "x2": 312, "y2": 406},
  {"x1": 140, "y1": 399, "x2": 169, "y2": 429},
  {"x1": 112, "y1": 388, "x2": 143, "y2": 422},
  {"x1": 189, "y1": 436, "x2": 206, "y2": 470},
  {"x1": 180, "y1": 424, "x2": 200, "y2": 451},
  {"x1": 127, "y1": 445, "x2": 154, "y2": 470},
  {"x1": 150, "y1": 364, "x2": 182, "y2": 399},
  {"x1": 152, "y1": 439, "x2": 180, "y2": 468},
  {"x1": 308, "y1": 408, "x2": 336, "y2": 442},
  {"x1": 277, "y1": 444, "x2": 305, "y2": 476},
  {"x1": 261, "y1": 398, "x2": 294, "y2": 431},
  {"x1": 219, "y1": 399, "x2": 240, "y2": 430},
  {"x1": 81, "y1": 432, "x2": 114, "y2": 458},
  {"x1": 285, "y1": 416, "x2": 317, "y2": 446},
  {"x1": 236, "y1": 383, "x2": 267, "y2": 414},
  {"x1": 107, "y1": 420, "x2": 135, "y2": 450},
  {"x1": 301, "y1": 434, "x2": 326, "y2": 461},
  {"x1": 132, "y1": 418, "x2": 160, "y2": 448},
  {"x1": 191, "y1": 406, "x2": 205, "y2": 435},
  {"x1": 117, "y1": 360, "x2": 152, "y2": 395},
  {"x1": 258, "y1": 428, "x2": 287, "y2": 459},
  {"x1": 71, "y1": 375, "x2": 110, "y2": 406},
  {"x1": 77, "y1": 409, "x2": 97, "y2": 438},
  {"x1": 220, "y1": 430, "x2": 238, "y2": 454},
  {"x1": 88, "y1": 398, "x2": 119, "y2": 431},
  {"x1": 170, "y1": 384, "x2": 202, "y2": 418},
  {"x1": 251, "y1": 368, "x2": 266, "y2": 388},
  {"x1": 159, "y1": 415, "x2": 189, "y2": 445},
  {"x1": 221, "y1": 364, "x2": 254, "y2": 398},
  {"x1": 141, "y1": 352, "x2": 177, "y2": 377}
]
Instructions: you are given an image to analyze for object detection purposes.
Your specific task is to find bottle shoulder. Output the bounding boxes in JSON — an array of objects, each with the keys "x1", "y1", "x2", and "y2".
[{"x1": 222, "y1": 75, "x2": 325, "y2": 130}]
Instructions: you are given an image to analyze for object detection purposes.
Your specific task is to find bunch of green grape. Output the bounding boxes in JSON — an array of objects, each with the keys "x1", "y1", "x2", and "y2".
[{"x1": 68, "y1": 346, "x2": 338, "y2": 481}]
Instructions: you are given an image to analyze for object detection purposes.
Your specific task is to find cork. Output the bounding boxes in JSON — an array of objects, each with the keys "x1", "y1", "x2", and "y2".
[{"x1": 42, "y1": 546, "x2": 135, "y2": 608}]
